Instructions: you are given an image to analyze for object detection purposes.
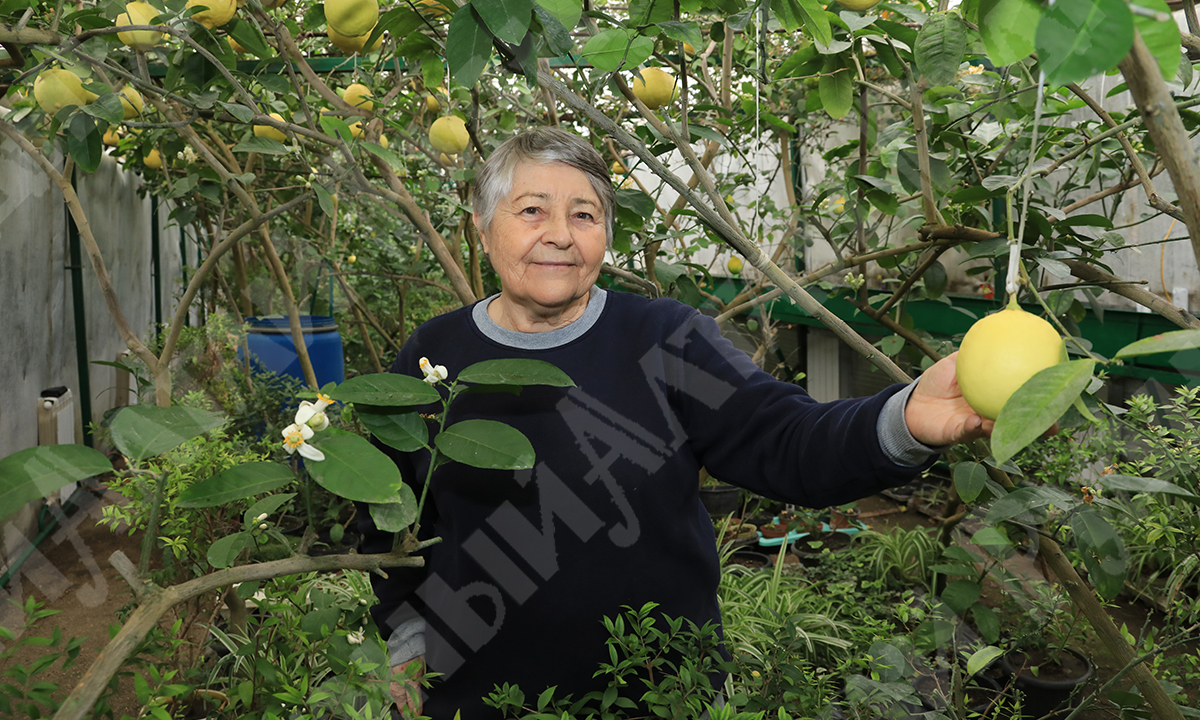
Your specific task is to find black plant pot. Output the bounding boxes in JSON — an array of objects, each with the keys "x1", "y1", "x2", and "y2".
[
  {"x1": 1001, "y1": 647, "x2": 1095, "y2": 719},
  {"x1": 725, "y1": 549, "x2": 772, "y2": 569},
  {"x1": 700, "y1": 483, "x2": 740, "y2": 516},
  {"x1": 790, "y1": 531, "x2": 852, "y2": 566}
]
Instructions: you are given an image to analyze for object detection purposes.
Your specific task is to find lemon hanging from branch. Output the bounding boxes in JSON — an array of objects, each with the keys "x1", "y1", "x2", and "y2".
[
  {"x1": 429, "y1": 116, "x2": 468, "y2": 155},
  {"x1": 631, "y1": 68, "x2": 678, "y2": 110},
  {"x1": 956, "y1": 298, "x2": 1064, "y2": 421},
  {"x1": 325, "y1": 0, "x2": 379, "y2": 38}
]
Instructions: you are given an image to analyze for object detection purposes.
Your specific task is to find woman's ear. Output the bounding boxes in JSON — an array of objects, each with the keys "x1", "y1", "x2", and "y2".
[{"x1": 473, "y1": 213, "x2": 489, "y2": 255}]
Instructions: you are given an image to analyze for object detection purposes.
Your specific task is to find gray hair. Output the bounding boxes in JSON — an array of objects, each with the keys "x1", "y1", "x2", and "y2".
[{"x1": 473, "y1": 127, "x2": 615, "y2": 247}]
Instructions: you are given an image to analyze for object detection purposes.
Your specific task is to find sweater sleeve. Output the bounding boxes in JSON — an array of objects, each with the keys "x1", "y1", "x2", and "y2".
[{"x1": 673, "y1": 311, "x2": 934, "y2": 506}]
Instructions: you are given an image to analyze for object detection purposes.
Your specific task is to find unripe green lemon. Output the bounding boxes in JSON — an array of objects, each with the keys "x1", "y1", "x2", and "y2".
[
  {"x1": 956, "y1": 304, "x2": 1063, "y2": 420},
  {"x1": 727, "y1": 256, "x2": 743, "y2": 276}
]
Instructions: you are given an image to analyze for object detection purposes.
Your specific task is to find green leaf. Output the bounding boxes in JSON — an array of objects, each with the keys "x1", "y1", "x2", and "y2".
[
  {"x1": 914, "y1": 12, "x2": 967, "y2": 87},
  {"x1": 66, "y1": 113, "x2": 102, "y2": 174},
  {"x1": 966, "y1": 645, "x2": 1004, "y2": 676},
  {"x1": 313, "y1": 183, "x2": 335, "y2": 217},
  {"x1": 307, "y1": 434, "x2": 405, "y2": 503},
  {"x1": 991, "y1": 359, "x2": 1096, "y2": 465},
  {"x1": 109, "y1": 405, "x2": 226, "y2": 461},
  {"x1": 231, "y1": 136, "x2": 289, "y2": 155},
  {"x1": 447, "y1": 4, "x2": 494, "y2": 88},
  {"x1": 1094, "y1": 474, "x2": 1199, "y2": 500},
  {"x1": 368, "y1": 487, "x2": 418, "y2": 532},
  {"x1": 581, "y1": 29, "x2": 655, "y2": 72},
  {"x1": 319, "y1": 114, "x2": 355, "y2": 144},
  {"x1": 473, "y1": 0, "x2": 535, "y2": 45},
  {"x1": 953, "y1": 461, "x2": 989, "y2": 503},
  {"x1": 0, "y1": 446, "x2": 112, "y2": 521},
  {"x1": 986, "y1": 485, "x2": 1079, "y2": 524},
  {"x1": 436, "y1": 419, "x2": 536, "y2": 470},
  {"x1": 972, "y1": 605, "x2": 1000, "y2": 643},
  {"x1": 1071, "y1": 508, "x2": 1127, "y2": 600},
  {"x1": 244, "y1": 493, "x2": 296, "y2": 525},
  {"x1": 977, "y1": 0, "x2": 1040, "y2": 66},
  {"x1": 457, "y1": 359, "x2": 575, "y2": 387},
  {"x1": 793, "y1": 0, "x2": 831, "y2": 46},
  {"x1": 536, "y1": 0, "x2": 581, "y2": 31},
  {"x1": 81, "y1": 94, "x2": 124, "y2": 126},
  {"x1": 770, "y1": 0, "x2": 804, "y2": 32},
  {"x1": 969, "y1": 527, "x2": 1012, "y2": 549},
  {"x1": 818, "y1": 55, "x2": 853, "y2": 120},
  {"x1": 359, "y1": 140, "x2": 407, "y2": 171},
  {"x1": 1035, "y1": 0, "x2": 1133, "y2": 87},
  {"x1": 207, "y1": 532, "x2": 252, "y2": 568},
  {"x1": 1130, "y1": 0, "x2": 1179, "y2": 81},
  {"x1": 941, "y1": 579, "x2": 980, "y2": 614},
  {"x1": 358, "y1": 407, "x2": 429, "y2": 452},
  {"x1": 615, "y1": 187, "x2": 656, "y2": 217},
  {"x1": 657, "y1": 20, "x2": 703, "y2": 49},
  {"x1": 176, "y1": 462, "x2": 294, "y2": 507},
  {"x1": 227, "y1": 17, "x2": 274, "y2": 59},
  {"x1": 1114, "y1": 328, "x2": 1200, "y2": 359},
  {"x1": 332, "y1": 374, "x2": 441, "y2": 406},
  {"x1": 219, "y1": 101, "x2": 254, "y2": 124}
]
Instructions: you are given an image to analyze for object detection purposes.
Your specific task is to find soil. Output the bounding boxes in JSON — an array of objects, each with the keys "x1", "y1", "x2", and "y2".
[{"x1": 1, "y1": 485, "x2": 162, "y2": 719}]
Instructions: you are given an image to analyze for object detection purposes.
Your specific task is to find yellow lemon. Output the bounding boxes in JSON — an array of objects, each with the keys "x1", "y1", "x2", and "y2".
[
  {"x1": 327, "y1": 23, "x2": 382, "y2": 53},
  {"x1": 611, "y1": 159, "x2": 627, "y2": 174},
  {"x1": 119, "y1": 85, "x2": 144, "y2": 119},
  {"x1": 254, "y1": 112, "x2": 287, "y2": 142},
  {"x1": 438, "y1": 152, "x2": 454, "y2": 165},
  {"x1": 726, "y1": 256, "x2": 743, "y2": 276},
  {"x1": 33, "y1": 68, "x2": 97, "y2": 115},
  {"x1": 682, "y1": 42, "x2": 695, "y2": 55},
  {"x1": 429, "y1": 115, "x2": 468, "y2": 154},
  {"x1": 631, "y1": 67, "x2": 677, "y2": 110},
  {"x1": 144, "y1": 148, "x2": 163, "y2": 169},
  {"x1": 228, "y1": 36, "x2": 247, "y2": 53},
  {"x1": 956, "y1": 303, "x2": 1064, "y2": 420},
  {"x1": 325, "y1": 0, "x2": 379, "y2": 37},
  {"x1": 186, "y1": 0, "x2": 237, "y2": 28},
  {"x1": 347, "y1": 254, "x2": 357, "y2": 263},
  {"x1": 116, "y1": 2, "x2": 164, "y2": 50},
  {"x1": 103, "y1": 128, "x2": 122, "y2": 146},
  {"x1": 836, "y1": 0, "x2": 881, "y2": 10},
  {"x1": 343, "y1": 82, "x2": 374, "y2": 112}
]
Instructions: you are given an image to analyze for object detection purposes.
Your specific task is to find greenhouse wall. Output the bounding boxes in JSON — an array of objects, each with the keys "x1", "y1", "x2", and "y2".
[{"x1": 0, "y1": 142, "x2": 182, "y2": 460}]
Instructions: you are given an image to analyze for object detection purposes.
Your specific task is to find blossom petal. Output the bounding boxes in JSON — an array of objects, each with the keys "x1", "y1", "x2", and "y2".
[
  {"x1": 295, "y1": 402, "x2": 316, "y2": 425},
  {"x1": 307, "y1": 412, "x2": 330, "y2": 431},
  {"x1": 297, "y1": 443, "x2": 325, "y2": 462}
]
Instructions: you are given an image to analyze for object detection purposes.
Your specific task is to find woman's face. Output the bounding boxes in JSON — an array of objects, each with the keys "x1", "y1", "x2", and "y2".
[{"x1": 478, "y1": 161, "x2": 608, "y2": 319}]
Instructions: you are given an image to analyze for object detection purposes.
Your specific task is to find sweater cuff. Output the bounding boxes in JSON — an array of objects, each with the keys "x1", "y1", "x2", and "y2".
[
  {"x1": 387, "y1": 618, "x2": 426, "y2": 667},
  {"x1": 877, "y1": 381, "x2": 943, "y2": 467}
]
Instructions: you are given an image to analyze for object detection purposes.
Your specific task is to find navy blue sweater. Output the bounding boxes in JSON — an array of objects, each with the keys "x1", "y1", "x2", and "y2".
[{"x1": 360, "y1": 290, "x2": 929, "y2": 718}]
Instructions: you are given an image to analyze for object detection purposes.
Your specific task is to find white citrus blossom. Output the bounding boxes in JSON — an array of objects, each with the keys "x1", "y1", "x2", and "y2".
[
  {"x1": 282, "y1": 422, "x2": 325, "y2": 461},
  {"x1": 294, "y1": 392, "x2": 334, "y2": 430},
  {"x1": 347, "y1": 628, "x2": 366, "y2": 645},
  {"x1": 419, "y1": 357, "x2": 448, "y2": 385}
]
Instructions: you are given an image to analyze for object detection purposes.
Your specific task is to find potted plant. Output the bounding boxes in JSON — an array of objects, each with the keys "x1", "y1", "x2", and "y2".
[
  {"x1": 999, "y1": 580, "x2": 1096, "y2": 719},
  {"x1": 698, "y1": 468, "x2": 741, "y2": 517}
]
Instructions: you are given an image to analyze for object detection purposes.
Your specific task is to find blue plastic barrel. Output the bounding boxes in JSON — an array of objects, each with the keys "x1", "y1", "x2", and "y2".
[{"x1": 245, "y1": 315, "x2": 345, "y2": 387}]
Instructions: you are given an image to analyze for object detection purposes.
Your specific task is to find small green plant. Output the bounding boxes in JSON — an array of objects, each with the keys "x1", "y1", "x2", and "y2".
[
  {"x1": 1001, "y1": 579, "x2": 1092, "y2": 671},
  {"x1": 851, "y1": 527, "x2": 942, "y2": 592},
  {"x1": 0, "y1": 597, "x2": 82, "y2": 719}
]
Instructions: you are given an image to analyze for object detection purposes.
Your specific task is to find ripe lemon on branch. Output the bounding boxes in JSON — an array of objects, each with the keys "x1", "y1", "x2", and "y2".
[
  {"x1": 429, "y1": 115, "x2": 468, "y2": 154},
  {"x1": 836, "y1": 0, "x2": 881, "y2": 10},
  {"x1": 631, "y1": 67, "x2": 678, "y2": 110},
  {"x1": 115, "y1": 2, "x2": 164, "y2": 50},
  {"x1": 956, "y1": 299, "x2": 1064, "y2": 420},
  {"x1": 325, "y1": 0, "x2": 379, "y2": 38},
  {"x1": 33, "y1": 68, "x2": 97, "y2": 115},
  {"x1": 186, "y1": 0, "x2": 237, "y2": 29}
]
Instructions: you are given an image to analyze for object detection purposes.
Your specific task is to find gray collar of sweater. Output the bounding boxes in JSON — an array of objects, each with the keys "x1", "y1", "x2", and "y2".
[{"x1": 472, "y1": 286, "x2": 608, "y2": 349}]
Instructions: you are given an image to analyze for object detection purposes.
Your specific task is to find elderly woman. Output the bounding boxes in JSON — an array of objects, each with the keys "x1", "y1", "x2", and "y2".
[{"x1": 362, "y1": 127, "x2": 991, "y2": 718}]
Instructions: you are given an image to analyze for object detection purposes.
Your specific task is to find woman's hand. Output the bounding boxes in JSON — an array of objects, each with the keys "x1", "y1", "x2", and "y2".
[
  {"x1": 391, "y1": 656, "x2": 425, "y2": 718},
  {"x1": 904, "y1": 353, "x2": 993, "y2": 447}
]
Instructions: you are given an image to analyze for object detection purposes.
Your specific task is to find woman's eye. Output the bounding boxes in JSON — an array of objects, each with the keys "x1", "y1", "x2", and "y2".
[
  {"x1": 521, "y1": 206, "x2": 541, "y2": 215},
  {"x1": 575, "y1": 212, "x2": 594, "y2": 221}
]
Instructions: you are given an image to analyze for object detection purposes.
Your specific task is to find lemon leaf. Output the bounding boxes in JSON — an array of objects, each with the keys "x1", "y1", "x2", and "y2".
[{"x1": 991, "y1": 359, "x2": 1095, "y2": 465}]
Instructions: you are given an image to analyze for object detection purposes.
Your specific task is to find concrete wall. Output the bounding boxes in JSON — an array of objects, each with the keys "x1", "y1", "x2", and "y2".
[{"x1": 0, "y1": 139, "x2": 182, "y2": 461}]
